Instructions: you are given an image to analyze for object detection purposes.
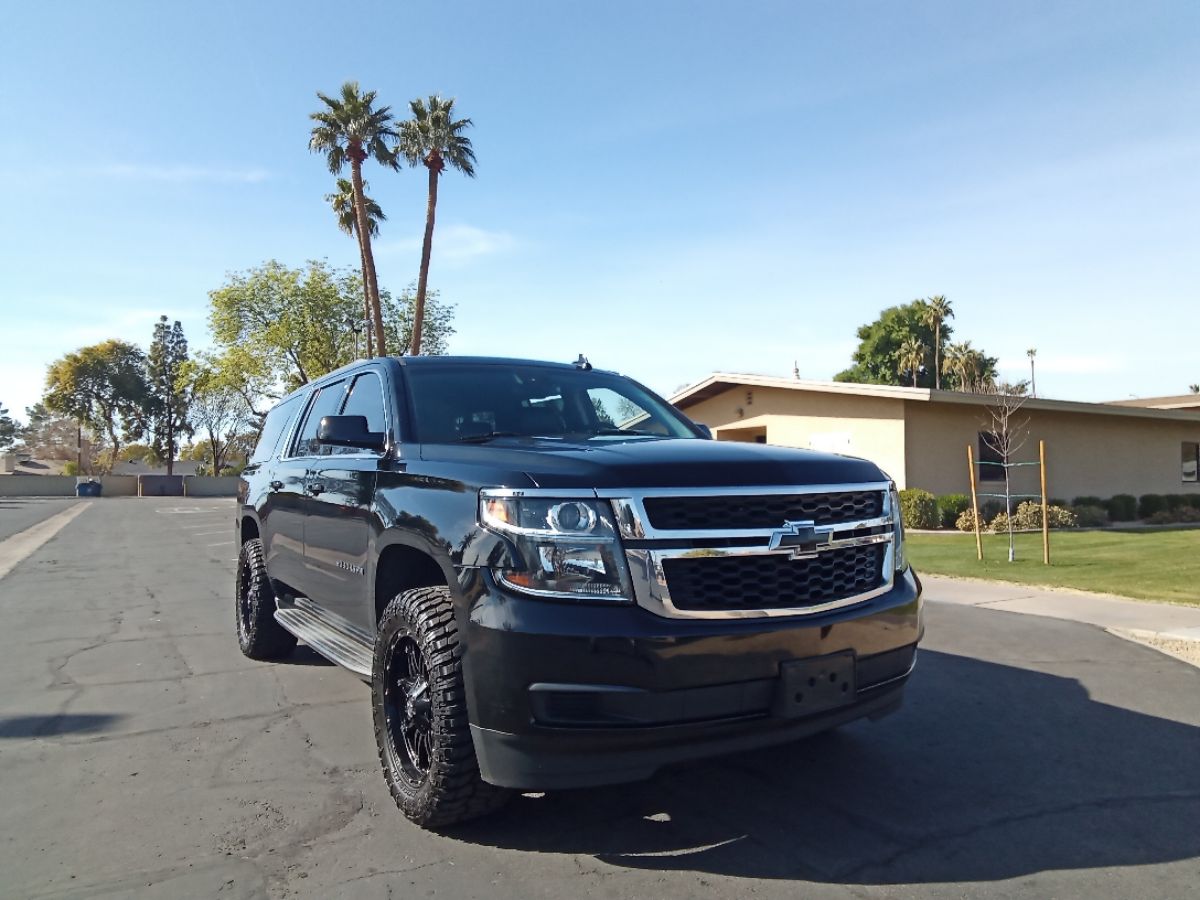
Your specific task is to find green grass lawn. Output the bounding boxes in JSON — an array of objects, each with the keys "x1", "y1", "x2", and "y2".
[{"x1": 907, "y1": 529, "x2": 1200, "y2": 605}]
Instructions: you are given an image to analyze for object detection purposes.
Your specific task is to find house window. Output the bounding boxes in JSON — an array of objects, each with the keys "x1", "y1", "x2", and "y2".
[
  {"x1": 1184, "y1": 442, "x2": 1199, "y2": 483},
  {"x1": 978, "y1": 432, "x2": 1004, "y2": 482}
]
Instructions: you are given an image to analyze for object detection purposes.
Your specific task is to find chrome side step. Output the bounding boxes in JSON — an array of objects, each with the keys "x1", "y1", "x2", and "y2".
[{"x1": 275, "y1": 600, "x2": 374, "y2": 678}]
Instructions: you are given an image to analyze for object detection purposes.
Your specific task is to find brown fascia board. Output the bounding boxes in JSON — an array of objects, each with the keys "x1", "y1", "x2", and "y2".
[{"x1": 671, "y1": 373, "x2": 1200, "y2": 424}]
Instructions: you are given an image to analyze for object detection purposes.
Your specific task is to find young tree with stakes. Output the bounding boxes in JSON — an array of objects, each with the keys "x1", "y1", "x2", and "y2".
[
  {"x1": 398, "y1": 95, "x2": 475, "y2": 355},
  {"x1": 309, "y1": 82, "x2": 398, "y2": 356},
  {"x1": 981, "y1": 381, "x2": 1031, "y2": 563}
]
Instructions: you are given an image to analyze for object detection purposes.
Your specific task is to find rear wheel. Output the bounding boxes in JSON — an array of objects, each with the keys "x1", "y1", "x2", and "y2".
[
  {"x1": 235, "y1": 538, "x2": 296, "y2": 660},
  {"x1": 372, "y1": 586, "x2": 512, "y2": 828}
]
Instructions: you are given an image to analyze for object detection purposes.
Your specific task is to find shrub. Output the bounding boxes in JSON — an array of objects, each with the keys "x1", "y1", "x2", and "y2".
[
  {"x1": 1013, "y1": 501, "x2": 1078, "y2": 530},
  {"x1": 1071, "y1": 504, "x2": 1109, "y2": 527},
  {"x1": 1138, "y1": 494, "x2": 1167, "y2": 519},
  {"x1": 980, "y1": 499, "x2": 1004, "y2": 521},
  {"x1": 899, "y1": 488, "x2": 939, "y2": 530},
  {"x1": 991, "y1": 511, "x2": 1012, "y2": 532},
  {"x1": 955, "y1": 508, "x2": 983, "y2": 533},
  {"x1": 1105, "y1": 494, "x2": 1137, "y2": 521},
  {"x1": 1147, "y1": 506, "x2": 1200, "y2": 524},
  {"x1": 936, "y1": 494, "x2": 970, "y2": 529},
  {"x1": 1072, "y1": 496, "x2": 1105, "y2": 508},
  {"x1": 1166, "y1": 494, "x2": 1197, "y2": 511}
]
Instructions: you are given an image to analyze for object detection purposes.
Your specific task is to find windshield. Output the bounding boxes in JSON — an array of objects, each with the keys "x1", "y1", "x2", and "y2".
[{"x1": 405, "y1": 363, "x2": 700, "y2": 444}]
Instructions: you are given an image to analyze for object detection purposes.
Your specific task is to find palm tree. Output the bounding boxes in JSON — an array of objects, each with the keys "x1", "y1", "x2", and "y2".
[
  {"x1": 898, "y1": 337, "x2": 925, "y2": 387},
  {"x1": 920, "y1": 296, "x2": 954, "y2": 390},
  {"x1": 327, "y1": 177, "x2": 386, "y2": 357},
  {"x1": 398, "y1": 95, "x2": 475, "y2": 355},
  {"x1": 1026, "y1": 348, "x2": 1037, "y2": 397},
  {"x1": 309, "y1": 82, "x2": 398, "y2": 356}
]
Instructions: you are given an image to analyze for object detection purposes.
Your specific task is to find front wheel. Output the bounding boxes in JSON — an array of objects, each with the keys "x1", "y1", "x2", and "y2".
[{"x1": 372, "y1": 586, "x2": 512, "y2": 828}]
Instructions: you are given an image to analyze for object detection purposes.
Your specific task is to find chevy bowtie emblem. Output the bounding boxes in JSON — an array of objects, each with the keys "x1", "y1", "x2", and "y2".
[{"x1": 768, "y1": 520, "x2": 828, "y2": 560}]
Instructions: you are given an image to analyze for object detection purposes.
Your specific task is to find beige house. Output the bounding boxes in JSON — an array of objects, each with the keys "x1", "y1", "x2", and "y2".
[{"x1": 671, "y1": 374, "x2": 1200, "y2": 502}]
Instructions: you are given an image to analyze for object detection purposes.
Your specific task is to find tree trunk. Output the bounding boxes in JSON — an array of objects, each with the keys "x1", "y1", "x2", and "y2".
[
  {"x1": 934, "y1": 322, "x2": 941, "y2": 390},
  {"x1": 411, "y1": 160, "x2": 441, "y2": 356},
  {"x1": 357, "y1": 237, "x2": 374, "y2": 358},
  {"x1": 350, "y1": 154, "x2": 387, "y2": 356}
]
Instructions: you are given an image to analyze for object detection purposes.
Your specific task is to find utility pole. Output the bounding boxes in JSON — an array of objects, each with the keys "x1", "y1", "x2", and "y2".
[{"x1": 1027, "y1": 348, "x2": 1037, "y2": 397}]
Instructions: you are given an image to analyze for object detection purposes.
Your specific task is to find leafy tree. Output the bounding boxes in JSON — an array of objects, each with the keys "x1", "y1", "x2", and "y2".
[
  {"x1": 43, "y1": 340, "x2": 149, "y2": 472},
  {"x1": 398, "y1": 95, "x2": 475, "y2": 355},
  {"x1": 181, "y1": 354, "x2": 255, "y2": 476},
  {"x1": 0, "y1": 401, "x2": 16, "y2": 451},
  {"x1": 835, "y1": 301, "x2": 949, "y2": 388},
  {"x1": 146, "y1": 316, "x2": 192, "y2": 474},
  {"x1": 1190, "y1": 384, "x2": 1199, "y2": 394},
  {"x1": 920, "y1": 296, "x2": 954, "y2": 389},
  {"x1": 941, "y1": 341, "x2": 997, "y2": 393},
  {"x1": 897, "y1": 337, "x2": 926, "y2": 388},
  {"x1": 309, "y1": 82, "x2": 398, "y2": 356},
  {"x1": 326, "y1": 177, "x2": 386, "y2": 358},
  {"x1": 208, "y1": 261, "x2": 456, "y2": 408}
]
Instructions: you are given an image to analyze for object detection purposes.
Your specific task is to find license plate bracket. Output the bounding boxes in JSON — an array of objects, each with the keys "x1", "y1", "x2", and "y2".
[{"x1": 773, "y1": 651, "x2": 857, "y2": 718}]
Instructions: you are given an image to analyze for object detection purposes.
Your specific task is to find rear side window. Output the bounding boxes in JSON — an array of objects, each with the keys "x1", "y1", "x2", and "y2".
[
  {"x1": 248, "y1": 394, "x2": 303, "y2": 465},
  {"x1": 292, "y1": 381, "x2": 347, "y2": 457},
  {"x1": 334, "y1": 372, "x2": 387, "y2": 455}
]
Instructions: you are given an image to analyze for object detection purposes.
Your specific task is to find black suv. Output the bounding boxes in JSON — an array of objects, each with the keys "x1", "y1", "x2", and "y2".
[{"x1": 236, "y1": 356, "x2": 922, "y2": 827}]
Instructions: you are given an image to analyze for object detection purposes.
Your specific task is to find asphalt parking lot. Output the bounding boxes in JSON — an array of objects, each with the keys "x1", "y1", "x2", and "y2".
[{"x1": 1, "y1": 497, "x2": 1198, "y2": 899}]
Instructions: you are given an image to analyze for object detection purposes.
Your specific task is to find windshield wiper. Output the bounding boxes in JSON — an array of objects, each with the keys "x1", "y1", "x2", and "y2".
[
  {"x1": 455, "y1": 431, "x2": 524, "y2": 444},
  {"x1": 587, "y1": 428, "x2": 660, "y2": 437}
]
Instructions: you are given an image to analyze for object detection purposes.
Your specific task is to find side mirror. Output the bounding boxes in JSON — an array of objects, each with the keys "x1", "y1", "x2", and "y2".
[
  {"x1": 317, "y1": 415, "x2": 386, "y2": 452},
  {"x1": 694, "y1": 423, "x2": 713, "y2": 440}
]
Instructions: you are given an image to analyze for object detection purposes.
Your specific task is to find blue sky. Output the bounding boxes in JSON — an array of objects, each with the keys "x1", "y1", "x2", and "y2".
[{"x1": 2, "y1": 0, "x2": 1197, "y2": 420}]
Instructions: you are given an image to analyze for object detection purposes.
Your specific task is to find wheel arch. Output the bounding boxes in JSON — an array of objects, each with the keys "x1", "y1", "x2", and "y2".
[{"x1": 374, "y1": 535, "x2": 456, "y2": 626}]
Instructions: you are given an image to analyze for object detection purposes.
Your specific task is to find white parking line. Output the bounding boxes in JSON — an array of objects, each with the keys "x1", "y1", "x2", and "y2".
[
  {"x1": 0, "y1": 503, "x2": 91, "y2": 581},
  {"x1": 207, "y1": 540, "x2": 233, "y2": 547},
  {"x1": 190, "y1": 531, "x2": 228, "y2": 537}
]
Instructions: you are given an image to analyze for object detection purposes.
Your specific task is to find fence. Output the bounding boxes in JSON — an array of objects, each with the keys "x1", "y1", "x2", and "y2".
[{"x1": 0, "y1": 476, "x2": 239, "y2": 498}]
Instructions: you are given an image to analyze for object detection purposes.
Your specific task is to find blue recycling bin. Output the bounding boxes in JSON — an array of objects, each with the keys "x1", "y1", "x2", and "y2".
[{"x1": 75, "y1": 480, "x2": 102, "y2": 498}]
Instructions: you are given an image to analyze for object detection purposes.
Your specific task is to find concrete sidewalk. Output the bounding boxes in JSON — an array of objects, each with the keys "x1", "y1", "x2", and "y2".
[{"x1": 921, "y1": 573, "x2": 1200, "y2": 665}]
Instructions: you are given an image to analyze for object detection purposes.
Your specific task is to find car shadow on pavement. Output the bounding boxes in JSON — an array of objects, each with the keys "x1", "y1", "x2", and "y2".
[
  {"x1": 0, "y1": 713, "x2": 124, "y2": 738},
  {"x1": 453, "y1": 648, "x2": 1200, "y2": 885},
  {"x1": 284, "y1": 645, "x2": 336, "y2": 667}
]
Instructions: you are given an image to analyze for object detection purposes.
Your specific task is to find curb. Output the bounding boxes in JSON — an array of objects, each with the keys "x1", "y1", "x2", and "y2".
[{"x1": 1107, "y1": 627, "x2": 1200, "y2": 669}]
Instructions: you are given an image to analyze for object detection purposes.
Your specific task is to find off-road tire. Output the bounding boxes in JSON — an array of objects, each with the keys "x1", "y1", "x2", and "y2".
[
  {"x1": 373, "y1": 586, "x2": 512, "y2": 828},
  {"x1": 235, "y1": 538, "x2": 297, "y2": 660}
]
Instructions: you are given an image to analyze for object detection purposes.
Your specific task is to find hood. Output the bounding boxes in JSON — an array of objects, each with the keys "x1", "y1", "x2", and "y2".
[{"x1": 418, "y1": 437, "x2": 888, "y2": 490}]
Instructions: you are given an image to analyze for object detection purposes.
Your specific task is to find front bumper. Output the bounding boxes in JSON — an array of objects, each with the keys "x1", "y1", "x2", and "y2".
[{"x1": 457, "y1": 567, "x2": 922, "y2": 790}]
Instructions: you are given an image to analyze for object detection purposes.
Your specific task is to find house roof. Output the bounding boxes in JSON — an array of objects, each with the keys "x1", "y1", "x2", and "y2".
[
  {"x1": 670, "y1": 373, "x2": 1200, "y2": 424},
  {"x1": 1107, "y1": 394, "x2": 1200, "y2": 411}
]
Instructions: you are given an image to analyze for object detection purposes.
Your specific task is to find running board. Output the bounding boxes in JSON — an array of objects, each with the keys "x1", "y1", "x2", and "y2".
[{"x1": 275, "y1": 603, "x2": 373, "y2": 677}]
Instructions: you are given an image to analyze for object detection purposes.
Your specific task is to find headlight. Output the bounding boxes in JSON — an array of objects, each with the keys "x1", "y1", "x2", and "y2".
[
  {"x1": 890, "y1": 486, "x2": 909, "y2": 574},
  {"x1": 480, "y1": 493, "x2": 632, "y2": 602}
]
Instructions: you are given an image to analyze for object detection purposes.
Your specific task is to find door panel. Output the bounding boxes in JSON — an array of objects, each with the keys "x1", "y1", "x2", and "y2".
[
  {"x1": 262, "y1": 458, "x2": 309, "y2": 592},
  {"x1": 303, "y1": 459, "x2": 378, "y2": 631}
]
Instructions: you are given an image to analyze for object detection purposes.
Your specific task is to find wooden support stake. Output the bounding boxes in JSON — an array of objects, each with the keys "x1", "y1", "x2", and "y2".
[
  {"x1": 967, "y1": 444, "x2": 983, "y2": 561},
  {"x1": 1040, "y1": 439, "x2": 1050, "y2": 566}
]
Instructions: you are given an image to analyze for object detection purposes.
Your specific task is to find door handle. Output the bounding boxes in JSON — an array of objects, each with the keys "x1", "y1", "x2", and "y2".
[
  {"x1": 269, "y1": 480, "x2": 283, "y2": 491},
  {"x1": 307, "y1": 482, "x2": 326, "y2": 495}
]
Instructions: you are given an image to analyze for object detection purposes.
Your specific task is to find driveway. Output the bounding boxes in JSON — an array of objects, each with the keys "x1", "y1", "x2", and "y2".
[{"x1": 1, "y1": 499, "x2": 1198, "y2": 898}]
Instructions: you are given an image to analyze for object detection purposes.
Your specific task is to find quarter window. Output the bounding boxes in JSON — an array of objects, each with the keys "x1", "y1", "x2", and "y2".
[
  {"x1": 292, "y1": 381, "x2": 347, "y2": 457},
  {"x1": 248, "y1": 394, "x2": 303, "y2": 465},
  {"x1": 1184, "y1": 442, "x2": 1199, "y2": 483}
]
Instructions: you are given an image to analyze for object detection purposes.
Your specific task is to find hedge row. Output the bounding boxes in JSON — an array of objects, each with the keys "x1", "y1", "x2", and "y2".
[{"x1": 901, "y1": 488, "x2": 1200, "y2": 529}]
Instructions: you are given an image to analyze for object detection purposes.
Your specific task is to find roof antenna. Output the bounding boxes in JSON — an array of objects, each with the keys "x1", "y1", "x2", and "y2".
[
  {"x1": 574, "y1": 353, "x2": 592, "y2": 371},
  {"x1": 793, "y1": 359, "x2": 800, "y2": 380}
]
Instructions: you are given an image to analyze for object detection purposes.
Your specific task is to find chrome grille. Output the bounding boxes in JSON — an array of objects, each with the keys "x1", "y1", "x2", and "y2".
[
  {"x1": 643, "y1": 490, "x2": 882, "y2": 531},
  {"x1": 661, "y1": 545, "x2": 886, "y2": 613}
]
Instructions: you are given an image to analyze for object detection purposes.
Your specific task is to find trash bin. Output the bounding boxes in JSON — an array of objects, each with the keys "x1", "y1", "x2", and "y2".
[{"x1": 75, "y1": 480, "x2": 102, "y2": 498}]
